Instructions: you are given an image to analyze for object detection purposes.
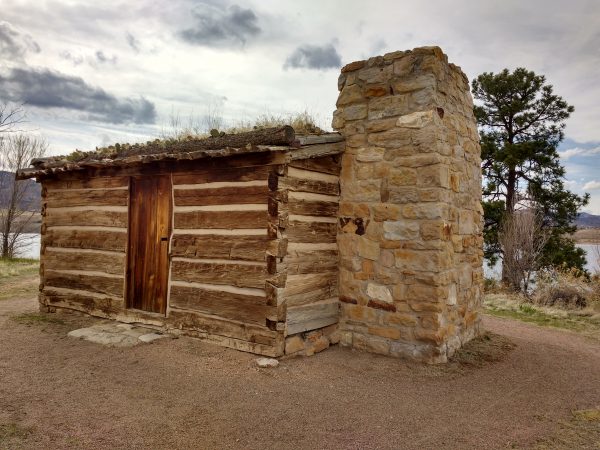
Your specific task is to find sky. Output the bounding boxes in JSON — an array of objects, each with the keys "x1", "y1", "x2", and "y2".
[{"x1": 1, "y1": 0, "x2": 599, "y2": 213}]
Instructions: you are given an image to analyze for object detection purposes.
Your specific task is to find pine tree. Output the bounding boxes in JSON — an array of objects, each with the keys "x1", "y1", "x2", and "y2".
[{"x1": 471, "y1": 68, "x2": 589, "y2": 277}]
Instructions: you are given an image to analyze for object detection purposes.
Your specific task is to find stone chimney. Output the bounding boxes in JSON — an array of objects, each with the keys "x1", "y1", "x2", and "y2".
[{"x1": 333, "y1": 47, "x2": 483, "y2": 363}]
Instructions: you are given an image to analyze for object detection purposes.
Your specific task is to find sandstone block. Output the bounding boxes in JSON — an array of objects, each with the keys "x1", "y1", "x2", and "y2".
[
  {"x1": 285, "y1": 335, "x2": 305, "y2": 354},
  {"x1": 366, "y1": 282, "x2": 393, "y2": 303},
  {"x1": 383, "y1": 220, "x2": 420, "y2": 240},
  {"x1": 417, "y1": 164, "x2": 450, "y2": 188},
  {"x1": 355, "y1": 146, "x2": 385, "y2": 162},
  {"x1": 357, "y1": 237, "x2": 380, "y2": 260},
  {"x1": 372, "y1": 204, "x2": 402, "y2": 221},
  {"x1": 389, "y1": 167, "x2": 417, "y2": 186},
  {"x1": 368, "y1": 326, "x2": 401, "y2": 340},
  {"x1": 368, "y1": 96, "x2": 411, "y2": 121},
  {"x1": 391, "y1": 74, "x2": 437, "y2": 95},
  {"x1": 337, "y1": 84, "x2": 363, "y2": 106},
  {"x1": 342, "y1": 103, "x2": 368, "y2": 121}
]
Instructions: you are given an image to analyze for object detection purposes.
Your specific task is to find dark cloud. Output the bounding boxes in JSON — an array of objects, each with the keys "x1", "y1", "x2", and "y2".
[
  {"x1": 95, "y1": 50, "x2": 117, "y2": 64},
  {"x1": 0, "y1": 21, "x2": 40, "y2": 61},
  {"x1": 179, "y1": 4, "x2": 261, "y2": 47},
  {"x1": 126, "y1": 32, "x2": 140, "y2": 53},
  {"x1": 0, "y1": 67, "x2": 156, "y2": 124},
  {"x1": 284, "y1": 44, "x2": 342, "y2": 70}
]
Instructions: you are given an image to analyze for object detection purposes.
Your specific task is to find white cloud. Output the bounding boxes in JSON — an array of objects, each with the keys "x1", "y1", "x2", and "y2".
[
  {"x1": 583, "y1": 181, "x2": 600, "y2": 191},
  {"x1": 559, "y1": 146, "x2": 600, "y2": 160}
]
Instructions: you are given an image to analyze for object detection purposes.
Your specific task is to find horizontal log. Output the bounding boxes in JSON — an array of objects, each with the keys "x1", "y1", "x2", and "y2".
[
  {"x1": 171, "y1": 259, "x2": 267, "y2": 289},
  {"x1": 174, "y1": 210, "x2": 268, "y2": 229},
  {"x1": 285, "y1": 220, "x2": 337, "y2": 243},
  {"x1": 172, "y1": 165, "x2": 271, "y2": 186},
  {"x1": 171, "y1": 234, "x2": 270, "y2": 261},
  {"x1": 44, "y1": 270, "x2": 124, "y2": 298},
  {"x1": 286, "y1": 300, "x2": 339, "y2": 335},
  {"x1": 41, "y1": 287, "x2": 124, "y2": 315},
  {"x1": 288, "y1": 199, "x2": 338, "y2": 217},
  {"x1": 45, "y1": 229, "x2": 127, "y2": 252},
  {"x1": 169, "y1": 284, "x2": 272, "y2": 326},
  {"x1": 45, "y1": 209, "x2": 128, "y2": 228},
  {"x1": 296, "y1": 133, "x2": 344, "y2": 146},
  {"x1": 289, "y1": 155, "x2": 341, "y2": 175},
  {"x1": 174, "y1": 185, "x2": 268, "y2": 206},
  {"x1": 44, "y1": 176, "x2": 129, "y2": 191},
  {"x1": 284, "y1": 273, "x2": 338, "y2": 297},
  {"x1": 44, "y1": 249, "x2": 125, "y2": 275},
  {"x1": 282, "y1": 176, "x2": 340, "y2": 196},
  {"x1": 285, "y1": 285, "x2": 339, "y2": 308},
  {"x1": 286, "y1": 249, "x2": 338, "y2": 275},
  {"x1": 289, "y1": 141, "x2": 345, "y2": 160},
  {"x1": 45, "y1": 189, "x2": 128, "y2": 208},
  {"x1": 33, "y1": 152, "x2": 287, "y2": 183},
  {"x1": 167, "y1": 309, "x2": 278, "y2": 342}
]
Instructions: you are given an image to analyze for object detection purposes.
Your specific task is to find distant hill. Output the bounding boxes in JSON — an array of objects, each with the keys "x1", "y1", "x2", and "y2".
[
  {"x1": 0, "y1": 171, "x2": 41, "y2": 212},
  {"x1": 575, "y1": 212, "x2": 600, "y2": 228}
]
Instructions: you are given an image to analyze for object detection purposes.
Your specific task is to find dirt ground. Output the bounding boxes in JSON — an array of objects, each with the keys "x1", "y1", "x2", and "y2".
[{"x1": 1, "y1": 296, "x2": 599, "y2": 450}]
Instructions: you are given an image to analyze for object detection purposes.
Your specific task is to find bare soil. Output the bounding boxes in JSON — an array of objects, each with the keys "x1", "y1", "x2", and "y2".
[{"x1": 1, "y1": 296, "x2": 599, "y2": 449}]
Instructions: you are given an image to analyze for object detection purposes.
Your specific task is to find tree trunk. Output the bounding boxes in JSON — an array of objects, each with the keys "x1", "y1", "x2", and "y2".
[{"x1": 501, "y1": 167, "x2": 517, "y2": 284}]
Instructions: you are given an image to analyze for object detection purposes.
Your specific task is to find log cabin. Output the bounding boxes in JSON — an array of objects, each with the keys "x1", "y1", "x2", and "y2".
[
  {"x1": 17, "y1": 126, "x2": 343, "y2": 357},
  {"x1": 17, "y1": 47, "x2": 484, "y2": 362}
]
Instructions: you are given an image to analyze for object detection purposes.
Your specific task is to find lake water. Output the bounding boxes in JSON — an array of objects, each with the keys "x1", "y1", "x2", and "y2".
[
  {"x1": 13, "y1": 234, "x2": 600, "y2": 276},
  {"x1": 484, "y1": 243, "x2": 600, "y2": 279},
  {"x1": 14, "y1": 233, "x2": 41, "y2": 259}
]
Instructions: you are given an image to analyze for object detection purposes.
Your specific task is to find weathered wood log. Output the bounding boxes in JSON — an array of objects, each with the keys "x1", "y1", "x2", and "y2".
[
  {"x1": 45, "y1": 229, "x2": 127, "y2": 252},
  {"x1": 171, "y1": 259, "x2": 267, "y2": 289},
  {"x1": 44, "y1": 271, "x2": 124, "y2": 297},
  {"x1": 174, "y1": 210, "x2": 268, "y2": 229},
  {"x1": 286, "y1": 299, "x2": 339, "y2": 335},
  {"x1": 32, "y1": 152, "x2": 287, "y2": 182},
  {"x1": 167, "y1": 309, "x2": 279, "y2": 343},
  {"x1": 45, "y1": 176, "x2": 129, "y2": 191},
  {"x1": 286, "y1": 249, "x2": 339, "y2": 275},
  {"x1": 284, "y1": 273, "x2": 338, "y2": 297},
  {"x1": 171, "y1": 234, "x2": 270, "y2": 261},
  {"x1": 169, "y1": 284, "x2": 272, "y2": 326},
  {"x1": 45, "y1": 189, "x2": 128, "y2": 208},
  {"x1": 42, "y1": 287, "x2": 124, "y2": 316},
  {"x1": 289, "y1": 141, "x2": 345, "y2": 160},
  {"x1": 289, "y1": 155, "x2": 341, "y2": 175},
  {"x1": 174, "y1": 185, "x2": 269, "y2": 206},
  {"x1": 116, "y1": 126, "x2": 296, "y2": 157},
  {"x1": 282, "y1": 176, "x2": 340, "y2": 196},
  {"x1": 45, "y1": 209, "x2": 128, "y2": 228},
  {"x1": 288, "y1": 199, "x2": 338, "y2": 217},
  {"x1": 172, "y1": 165, "x2": 271, "y2": 186},
  {"x1": 285, "y1": 220, "x2": 337, "y2": 243},
  {"x1": 285, "y1": 285, "x2": 339, "y2": 308},
  {"x1": 295, "y1": 133, "x2": 343, "y2": 146},
  {"x1": 44, "y1": 249, "x2": 125, "y2": 275}
]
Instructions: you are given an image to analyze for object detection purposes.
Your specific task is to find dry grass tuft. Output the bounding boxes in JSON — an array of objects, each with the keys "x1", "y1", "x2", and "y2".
[{"x1": 534, "y1": 268, "x2": 600, "y2": 310}]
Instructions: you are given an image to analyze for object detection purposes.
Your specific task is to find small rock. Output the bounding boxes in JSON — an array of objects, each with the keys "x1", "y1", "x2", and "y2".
[{"x1": 255, "y1": 357, "x2": 279, "y2": 368}]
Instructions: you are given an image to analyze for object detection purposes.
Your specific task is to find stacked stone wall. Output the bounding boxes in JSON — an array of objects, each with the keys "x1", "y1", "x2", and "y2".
[{"x1": 333, "y1": 46, "x2": 483, "y2": 363}]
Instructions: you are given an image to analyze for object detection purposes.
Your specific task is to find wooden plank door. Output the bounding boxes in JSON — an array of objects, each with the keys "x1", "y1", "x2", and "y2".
[{"x1": 127, "y1": 175, "x2": 171, "y2": 314}]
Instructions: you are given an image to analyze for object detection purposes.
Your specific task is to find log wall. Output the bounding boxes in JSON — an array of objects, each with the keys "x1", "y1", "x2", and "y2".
[
  {"x1": 169, "y1": 164, "x2": 283, "y2": 355},
  {"x1": 38, "y1": 150, "x2": 344, "y2": 358},
  {"x1": 40, "y1": 177, "x2": 129, "y2": 316},
  {"x1": 277, "y1": 156, "x2": 342, "y2": 356}
]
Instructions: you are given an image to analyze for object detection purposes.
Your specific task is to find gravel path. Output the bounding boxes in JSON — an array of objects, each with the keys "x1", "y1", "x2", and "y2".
[{"x1": 0, "y1": 297, "x2": 598, "y2": 449}]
